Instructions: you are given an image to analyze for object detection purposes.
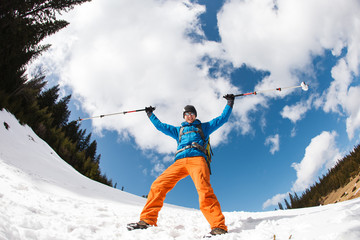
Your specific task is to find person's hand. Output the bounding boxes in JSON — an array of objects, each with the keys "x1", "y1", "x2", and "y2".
[
  {"x1": 223, "y1": 94, "x2": 235, "y2": 108},
  {"x1": 145, "y1": 106, "x2": 156, "y2": 116},
  {"x1": 223, "y1": 94, "x2": 235, "y2": 101}
]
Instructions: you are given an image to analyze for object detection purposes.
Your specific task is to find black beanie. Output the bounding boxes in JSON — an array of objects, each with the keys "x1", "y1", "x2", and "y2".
[{"x1": 183, "y1": 105, "x2": 197, "y2": 118}]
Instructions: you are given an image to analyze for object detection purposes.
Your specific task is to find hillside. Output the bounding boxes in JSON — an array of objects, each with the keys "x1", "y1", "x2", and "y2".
[
  {"x1": 1, "y1": 109, "x2": 360, "y2": 239},
  {"x1": 321, "y1": 172, "x2": 360, "y2": 205}
]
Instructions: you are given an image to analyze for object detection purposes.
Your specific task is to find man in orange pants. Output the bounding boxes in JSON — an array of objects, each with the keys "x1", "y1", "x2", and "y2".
[{"x1": 127, "y1": 94, "x2": 235, "y2": 236}]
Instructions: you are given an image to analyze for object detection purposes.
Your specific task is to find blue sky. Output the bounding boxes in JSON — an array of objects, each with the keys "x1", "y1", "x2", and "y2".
[{"x1": 28, "y1": 0, "x2": 360, "y2": 212}]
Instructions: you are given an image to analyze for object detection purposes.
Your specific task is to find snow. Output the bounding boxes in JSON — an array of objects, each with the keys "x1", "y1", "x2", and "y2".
[{"x1": 1, "y1": 109, "x2": 360, "y2": 240}]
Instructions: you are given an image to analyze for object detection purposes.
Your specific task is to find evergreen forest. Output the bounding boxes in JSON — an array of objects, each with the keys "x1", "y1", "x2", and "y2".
[{"x1": 1, "y1": 0, "x2": 113, "y2": 186}]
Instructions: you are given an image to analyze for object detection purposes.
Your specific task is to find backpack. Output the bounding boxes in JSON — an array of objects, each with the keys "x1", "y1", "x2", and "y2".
[{"x1": 175, "y1": 124, "x2": 214, "y2": 174}]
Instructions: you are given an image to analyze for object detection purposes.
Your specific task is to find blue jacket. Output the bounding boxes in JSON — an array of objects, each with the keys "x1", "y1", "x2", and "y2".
[{"x1": 148, "y1": 104, "x2": 232, "y2": 161}]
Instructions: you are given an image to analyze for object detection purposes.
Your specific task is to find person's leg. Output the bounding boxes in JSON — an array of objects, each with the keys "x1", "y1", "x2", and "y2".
[
  {"x1": 186, "y1": 157, "x2": 227, "y2": 231},
  {"x1": 140, "y1": 159, "x2": 188, "y2": 226}
]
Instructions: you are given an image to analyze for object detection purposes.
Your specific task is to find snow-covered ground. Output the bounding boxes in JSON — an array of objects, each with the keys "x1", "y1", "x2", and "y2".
[{"x1": 1, "y1": 109, "x2": 360, "y2": 240}]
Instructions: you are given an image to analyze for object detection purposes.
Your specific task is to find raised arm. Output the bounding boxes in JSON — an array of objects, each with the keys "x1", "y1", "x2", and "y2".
[
  {"x1": 202, "y1": 94, "x2": 235, "y2": 136},
  {"x1": 145, "y1": 106, "x2": 179, "y2": 140}
]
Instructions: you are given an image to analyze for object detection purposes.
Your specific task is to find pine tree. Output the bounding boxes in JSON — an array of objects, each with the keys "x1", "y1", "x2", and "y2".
[
  {"x1": 0, "y1": 0, "x2": 90, "y2": 94},
  {"x1": 51, "y1": 94, "x2": 71, "y2": 128},
  {"x1": 37, "y1": 85, "x2": 60, "y2": 110},
  {"x1": 36, "y1": 85, "x2": 71, "y2": 128},
  {"x1": 284, "y1": 199, "x2": 291, "y2": 209},
  {"x1": 63, "y1": 121, "x2": 83, "y2": 145},
  {"x1": 278, "y1": 202, "x2": 284, "y2": 210},
  {"x1": 86, "y1": 140, "x2": 98, "y2": 161}
]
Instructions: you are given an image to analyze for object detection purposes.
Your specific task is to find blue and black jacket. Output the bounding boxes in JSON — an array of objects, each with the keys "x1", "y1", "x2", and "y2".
[{"x1": 148, "y1": 104, "x2": 232, "y2": 161}]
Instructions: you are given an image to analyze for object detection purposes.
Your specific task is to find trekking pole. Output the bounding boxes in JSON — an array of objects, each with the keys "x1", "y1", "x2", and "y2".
[
  {"x1": 234, "y1": 81, "x2": 309, "y2": 97},
  {"x1": 77, "y1": 107, "x2": 155, "y2": 122}
]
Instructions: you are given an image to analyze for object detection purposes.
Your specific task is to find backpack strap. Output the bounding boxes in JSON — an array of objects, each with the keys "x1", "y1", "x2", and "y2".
[
  {"x1": 177, "y1": 124, "x2": 205, "y2": 146},
  {"x1": 178, "y1": 125, "x2": 204, "y2": 142},
  {"x1": 196, "y1": 124, "x2": 206, "y2": 143},
  {"x1": 178, "y1": 126, "x2": 185, "y2": 143},
  {"x1": 195, "y1": 124, "x2": 213, "y2": 159}
]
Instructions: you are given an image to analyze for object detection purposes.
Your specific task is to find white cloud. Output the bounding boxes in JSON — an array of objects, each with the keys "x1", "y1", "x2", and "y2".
[
  {"x1": 344, "y1": 87, "x2": 360, "y2": 139},
  {"x1": 151, "y1": 163, "x2": 166, "y2": 177},
  {"x1": 162, "y1": 155, "x2": 173, "y2": 163},
  {"x1": 323, "y1": 59, "x2": 352, "y2": 114},
  {"x1": 291, "y1": 131, "x2": 341, "y2": 192},
  {"x1": 322, "y1": 59, "x2": 360, "y2": 140},
  {"x1": 263, "y1": 192, "x2": 288, "y2": 209},
  {"x1": 148, "y1": 154, "x2": 175, "y2": 177},
  {"x1": 264, "y1": 134, "x2": 280, "y2": 155},
  {"x1": 232, "y1": 95, "x2": 268, "y2": 135},
  {"x1": 281, "y1": 96, "x2": 313, "y2": 123}
]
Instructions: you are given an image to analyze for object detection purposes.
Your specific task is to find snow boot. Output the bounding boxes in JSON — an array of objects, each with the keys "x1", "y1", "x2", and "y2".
[
  {"x1": 203, "y1": 228, "x2": 228, "y2": 238},
  {"x1": 127, "y1": 220, "x2": 150, "y2": 231}
]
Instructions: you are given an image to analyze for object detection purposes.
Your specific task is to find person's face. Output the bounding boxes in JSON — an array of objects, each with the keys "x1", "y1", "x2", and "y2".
[{"x1": 184, "y1": 112, "x2": 196, "y2": 123}]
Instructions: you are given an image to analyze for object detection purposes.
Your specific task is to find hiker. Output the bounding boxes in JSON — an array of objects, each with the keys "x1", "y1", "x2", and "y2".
[{"x1": 127, "y1": 94, "x2": 235, "y2": 236}]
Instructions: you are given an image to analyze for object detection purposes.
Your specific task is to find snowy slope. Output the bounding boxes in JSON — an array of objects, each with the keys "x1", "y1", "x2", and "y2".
[{"x1": 1, "y1": 109, "x2": 360, "y2": 240}]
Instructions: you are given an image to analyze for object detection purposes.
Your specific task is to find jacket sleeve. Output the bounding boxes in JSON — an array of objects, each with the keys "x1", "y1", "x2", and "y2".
[
  {"x1": 203, "y1": 104, "x2": 232, "y2": 136},
  {"x1": 148, "y1": 113, "x2": 179, "y2": 140}
]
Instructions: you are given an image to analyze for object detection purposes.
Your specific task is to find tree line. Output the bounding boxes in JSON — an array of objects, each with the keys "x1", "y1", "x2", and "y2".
[
  {"x1": 1, "y1": 0, "x2": 113, "y2": 186},
  {"x1": 278, "y1": 143, "x2": 360, "y2": 210}
]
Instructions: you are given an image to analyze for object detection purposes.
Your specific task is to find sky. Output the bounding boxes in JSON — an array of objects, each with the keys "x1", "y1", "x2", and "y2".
[{"x1": 27, "y1": 0, "x2": 360, "y2": 212}]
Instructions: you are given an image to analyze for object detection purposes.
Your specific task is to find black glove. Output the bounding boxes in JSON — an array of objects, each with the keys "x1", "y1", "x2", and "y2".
[
  {"x1": 223, "y1": 94, "x2": 235, "y2": 101},
  {"x1": 223, "y1": 94, "x2": 235, "y2": 107},
  {"x1": 145, "y1": 106, "x2": 156, "y2": 117}
]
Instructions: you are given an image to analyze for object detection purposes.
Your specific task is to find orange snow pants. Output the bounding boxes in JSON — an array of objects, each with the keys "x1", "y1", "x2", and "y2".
[{"x1": 140, "y1": 156, "x2": 227, "y2": 231}]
